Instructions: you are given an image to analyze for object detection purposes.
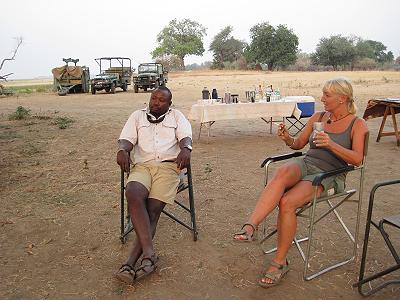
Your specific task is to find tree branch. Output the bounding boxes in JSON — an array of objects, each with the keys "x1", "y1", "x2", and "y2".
[
  {"x1": 0, "y1": 37, "x2": 23, "y2": 71},
  {"x1": 0, "y1": 73, "x2": 13, "y2": 81}
]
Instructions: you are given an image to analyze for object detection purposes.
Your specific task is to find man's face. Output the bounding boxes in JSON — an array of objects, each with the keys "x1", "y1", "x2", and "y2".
[{"x1": 149, "y1": 89, "x2": 171, "y2": 117}]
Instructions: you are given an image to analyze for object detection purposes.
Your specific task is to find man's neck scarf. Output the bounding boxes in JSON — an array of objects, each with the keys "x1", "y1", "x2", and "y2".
[{"x1": 146, "y1": 108, "x2": 170, "y2": 124}]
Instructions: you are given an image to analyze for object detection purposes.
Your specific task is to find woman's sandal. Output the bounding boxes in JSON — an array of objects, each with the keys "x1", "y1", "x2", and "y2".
[
  {"x1": 135, "y1": 254, "x2": 159, "y2": 281},
  {"x1": 115, "y1": 264, "x2": 136, "y2": 284},
  {"x1": 258, "y1": 260, "x2": 290, "y2": 288},
  {"x1": 233, "y1": 222, "x2": 257, "y2": 242}
]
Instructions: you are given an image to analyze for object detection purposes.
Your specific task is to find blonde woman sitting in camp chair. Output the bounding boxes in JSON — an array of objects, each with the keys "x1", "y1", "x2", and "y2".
[{"x1": 233, "y1": 77, "x2": 368, "y2": 288}]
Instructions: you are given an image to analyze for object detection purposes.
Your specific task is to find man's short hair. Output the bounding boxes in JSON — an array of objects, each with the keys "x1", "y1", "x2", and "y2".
[{"x1": 154, "y1": 86, "x2": 172, "y2": 101}]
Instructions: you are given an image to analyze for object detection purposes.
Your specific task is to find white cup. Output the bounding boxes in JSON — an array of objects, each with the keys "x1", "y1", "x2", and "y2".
[
  {"x1": 312, "y1": 122, "x2": 324, "y2": 139},
  {"x1": 313, "y1": 122, "x2": 324, "y2": 132}
]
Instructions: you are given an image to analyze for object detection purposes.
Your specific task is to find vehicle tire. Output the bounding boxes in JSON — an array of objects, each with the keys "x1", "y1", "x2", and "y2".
[
  {"x1": 111, "y1": 83, "x2": 116, "y2": 94},
  {"x1": 143, "y1": 86, "x2": 148, "y2": 92},
  {"x1": 134, "y1": 85, "x2": 138, "y2": 93},
  {"x1": 91, "y1": 85, "x2": 96, "y2": 94},
  {"x1": 105, "y1": 87, "x2": 110, "y2": 93},
  {"x1": 122, "y1": 82, "x2": 128, "y2": 92}
]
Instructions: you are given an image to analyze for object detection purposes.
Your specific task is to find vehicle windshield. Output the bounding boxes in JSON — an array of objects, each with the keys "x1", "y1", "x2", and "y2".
[{"x1": 138, "y1": 64, "x2": 157, "y2": 73}]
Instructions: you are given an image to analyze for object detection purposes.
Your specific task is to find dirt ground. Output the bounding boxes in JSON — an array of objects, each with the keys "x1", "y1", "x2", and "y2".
[{"x1": 1, "y1": 70, "x2": 399, "y2": 299}]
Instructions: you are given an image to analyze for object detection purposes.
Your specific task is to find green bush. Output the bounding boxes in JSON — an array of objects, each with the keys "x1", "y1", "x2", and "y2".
[
  {"x1": 8, "y1": 84, "x2": 52, "y2": 94},
  {"x1": 53, "y1": 116, "x2": 75, "y2": 129},
  {"x1": 8, "y1": 106, "x2": 31, "y2": 120}
]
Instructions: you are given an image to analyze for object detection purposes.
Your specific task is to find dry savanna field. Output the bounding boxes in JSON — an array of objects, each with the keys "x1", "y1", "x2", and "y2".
[{"x1": 1, "y1": 70, "x2": 399, "y2": 299}]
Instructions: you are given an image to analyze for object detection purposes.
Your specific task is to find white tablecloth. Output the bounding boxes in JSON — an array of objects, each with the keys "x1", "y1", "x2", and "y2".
[
  {"x1": 281, "y1": 96, "x2": 315, "y2": 103},
  {"x1": 189, "y1": 101, "x2": 304, "y2": 123}
]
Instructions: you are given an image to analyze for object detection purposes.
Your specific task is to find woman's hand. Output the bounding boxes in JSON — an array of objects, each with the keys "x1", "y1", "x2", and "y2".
[
  {"x1": 313, "y1": 131, "x2": 331, "y2": 148},
  {"x1": 277, "y1": 123, "x2": 291, "y2": 143}
]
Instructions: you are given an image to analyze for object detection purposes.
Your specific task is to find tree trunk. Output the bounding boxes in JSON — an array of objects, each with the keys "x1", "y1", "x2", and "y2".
[{"x1": 179, "y1": 56, "x2": 185, "y2": 70}]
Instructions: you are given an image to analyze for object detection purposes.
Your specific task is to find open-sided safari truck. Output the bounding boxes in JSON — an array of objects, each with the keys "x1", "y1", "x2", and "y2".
[
  {"x1": 90, "y1": 57, "x2": 133, "y2": 94},
  {"x1": 133, "y1": 63, "x2": 168, "y2": 93},
  {"x1": 52, "y1": 58, "x2": 90, "y2": 96}
]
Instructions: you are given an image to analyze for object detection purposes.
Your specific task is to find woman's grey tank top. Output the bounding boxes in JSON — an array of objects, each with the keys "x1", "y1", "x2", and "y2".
[{"x1": 305, "y1": 112, "x2": 357, "y2": 171}]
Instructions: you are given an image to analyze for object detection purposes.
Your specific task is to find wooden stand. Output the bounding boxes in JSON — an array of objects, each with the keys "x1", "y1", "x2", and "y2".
[
  {"x1": 376, "y1": 105, "x2": 400, "y2": 146},
  {"x1": 363, "y1": 99, "x2": 400, "y2": 147}
]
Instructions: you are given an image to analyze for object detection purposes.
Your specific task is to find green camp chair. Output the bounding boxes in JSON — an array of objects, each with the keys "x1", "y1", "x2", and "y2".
[
  {"x1": 353, "y1": 179, "x2": 400, "y2": 296},
  {"x1": 119, "y1": 164, "x2": 198, "y2": 243}
]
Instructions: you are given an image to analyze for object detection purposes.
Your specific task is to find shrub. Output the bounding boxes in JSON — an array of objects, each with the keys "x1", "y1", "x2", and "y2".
[
  {"x1": 8, "y1": 106, "x2": 31, "y2": 120},
  {"x1": 354, "y1": 58, "x2": 377, "y2": 70},
  {"x1": 52, "y1": 116, "x2": 75, "y2": 129},
  {"x1": 8, "y1": 84, "x2": 52, "y2": 94}
]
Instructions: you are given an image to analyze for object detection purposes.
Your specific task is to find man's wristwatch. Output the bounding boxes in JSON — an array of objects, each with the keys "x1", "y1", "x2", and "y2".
[{"x1": 184, "y1": 145, "x2": 193, "y2": 152}]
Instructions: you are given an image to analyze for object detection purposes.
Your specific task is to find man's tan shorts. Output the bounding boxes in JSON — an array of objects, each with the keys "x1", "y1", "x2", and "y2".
[{"x1": 126, "y1": 162, "x2": 180, "y2": 205}]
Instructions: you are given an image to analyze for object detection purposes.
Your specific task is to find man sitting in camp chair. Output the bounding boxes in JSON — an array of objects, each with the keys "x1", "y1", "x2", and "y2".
[{"x1": 115, "y1": 86, "x2": 193, "y2": 284}]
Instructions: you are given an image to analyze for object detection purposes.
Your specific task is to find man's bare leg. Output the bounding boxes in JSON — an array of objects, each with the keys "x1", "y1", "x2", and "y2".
[{"x1": 124, "y1": 196, "x2": 166, "y2": 267}]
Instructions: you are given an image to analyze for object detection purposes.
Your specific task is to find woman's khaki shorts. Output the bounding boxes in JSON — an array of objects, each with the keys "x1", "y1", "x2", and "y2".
[
  {"x1": 126, "y1": 162, "x2": 181, "y2": 205},
  {"x1": 293, "y1": 157, "x2": 345, "y2": 197}
]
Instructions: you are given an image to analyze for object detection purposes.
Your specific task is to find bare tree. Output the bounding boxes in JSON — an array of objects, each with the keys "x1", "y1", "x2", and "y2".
[{"x1": 0, "y1": 37, "x2": 23, "y2": 94}]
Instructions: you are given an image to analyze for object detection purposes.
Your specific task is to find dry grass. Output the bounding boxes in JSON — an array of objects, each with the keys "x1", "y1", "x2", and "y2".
[{"x1": 0, "y1": 70, "x2": 399, "y2": 299}]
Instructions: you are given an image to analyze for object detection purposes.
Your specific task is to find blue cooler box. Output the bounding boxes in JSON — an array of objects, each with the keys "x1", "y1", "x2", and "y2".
[{"x1": 297, "y1": 102, "x2": 315, "y2": 117}]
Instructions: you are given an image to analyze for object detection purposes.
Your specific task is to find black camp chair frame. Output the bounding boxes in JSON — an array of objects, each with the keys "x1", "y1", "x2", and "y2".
[
  {"x1": 119, "y1": 164, "x2": 198, "y2": 243},
  {"x1": 259, "y1": 132, "x2": 368, "y2": 281},
  {"x1": 285, "y1": 102, "x2": 315, "y2": 136},
  {"x1": 286, "y1": 117, "x2": 308, "y2": 136},
  {"x1": 353, "y1": 179, "x2": 400, "y2": 297}
]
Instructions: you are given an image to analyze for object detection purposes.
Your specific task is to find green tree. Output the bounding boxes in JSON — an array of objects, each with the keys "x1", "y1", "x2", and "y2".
[
  {"x1": 354, "y1": 38, "x2": 375, "y2": 60},
  {"x1": 209, "y1": 26, "x2": 246, "y2": 69},
  {"x1": 245, "y1": 22, "x2": 298, "y2": 70},
  {"x1": 364, "y1": 40, "x2": 393, "y2": 63},
  {"x1": 355, "y1": 39, "x2": 393, "y2": 63},
  {"x1": 154, "y1": 54, "x2": 182, "y2": 71},
  {"x1": 151, "y1": 19, "x2": 206, "y2": 70},
  {"x1": 312, "y1": 35, "x2": 356, "y2": 70}
]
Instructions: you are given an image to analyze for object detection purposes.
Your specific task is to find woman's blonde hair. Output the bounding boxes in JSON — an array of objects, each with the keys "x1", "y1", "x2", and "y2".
[{"x1": 323, "y1": 77, "x2": 357, "y2": 114}]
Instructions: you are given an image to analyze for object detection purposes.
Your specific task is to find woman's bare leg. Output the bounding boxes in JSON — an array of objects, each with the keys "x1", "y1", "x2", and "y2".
[
  {"x1": 261, "y1": 180, "x2": 323, "y2": 284},
  {"x1": 234, "y1": 162, "x2": 302, "y2": 240}
]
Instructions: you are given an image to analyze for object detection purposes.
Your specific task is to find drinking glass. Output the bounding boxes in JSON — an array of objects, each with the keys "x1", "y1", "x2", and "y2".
[{"x1": 312, "y1": 122, "x2": 324, "y2": 139}]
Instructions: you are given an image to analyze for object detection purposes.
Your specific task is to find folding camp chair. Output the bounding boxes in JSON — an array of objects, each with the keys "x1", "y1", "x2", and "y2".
[
  {"x1": 119, "y1": 164, "x2": 198, "y2": 243},
  {"x1": 286, "y1": 102, "x2": 315, "y2": 135},
  {"x1": 259, "y1": 132, "x2": 369, "y2": 280},
  {"x1": 353, "y1": 179, "x2": 400, "y2": 296}
]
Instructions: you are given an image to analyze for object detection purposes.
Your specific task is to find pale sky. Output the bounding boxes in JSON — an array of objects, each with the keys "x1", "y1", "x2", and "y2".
[{"x1": 1, "y1": 0, "x2": 399, "y2": 79}]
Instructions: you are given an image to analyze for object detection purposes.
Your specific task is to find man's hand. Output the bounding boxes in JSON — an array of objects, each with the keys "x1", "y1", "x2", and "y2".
[
  {"x1": 116, "y1": 139, "x2": 134, "y2": 172},
  {"x1": 117, "y1": 149, "x2": 132, "y2": 173},
  {"x1": 175, "y1": 148, "x2": 191, "y2": 170}
]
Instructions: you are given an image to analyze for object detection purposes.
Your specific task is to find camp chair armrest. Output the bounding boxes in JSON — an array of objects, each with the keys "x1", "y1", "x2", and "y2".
[
  {"x1": 260, "y1": 152, "x2": 303, "y2": 168},
  {"x1": 312, "y1": 166, "x2": 355, "y2": 186},
  {"x1": 371, "y1": 179, "x2": 400, "y2": 193},
  {"x1": 366, "y1": 179, "x2": 400, "y2": 217}
]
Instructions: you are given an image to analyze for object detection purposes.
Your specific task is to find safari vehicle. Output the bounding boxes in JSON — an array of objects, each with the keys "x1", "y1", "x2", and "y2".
[
  {"x1": 90, "y1": 57, "x2": 133, "y2": 94},
  {"x1": 52, "y1": 58, "x2": 90, "y2": 96},
  {"x1": 133, "y1": 63, "x2": 168, "y2": 93}
]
